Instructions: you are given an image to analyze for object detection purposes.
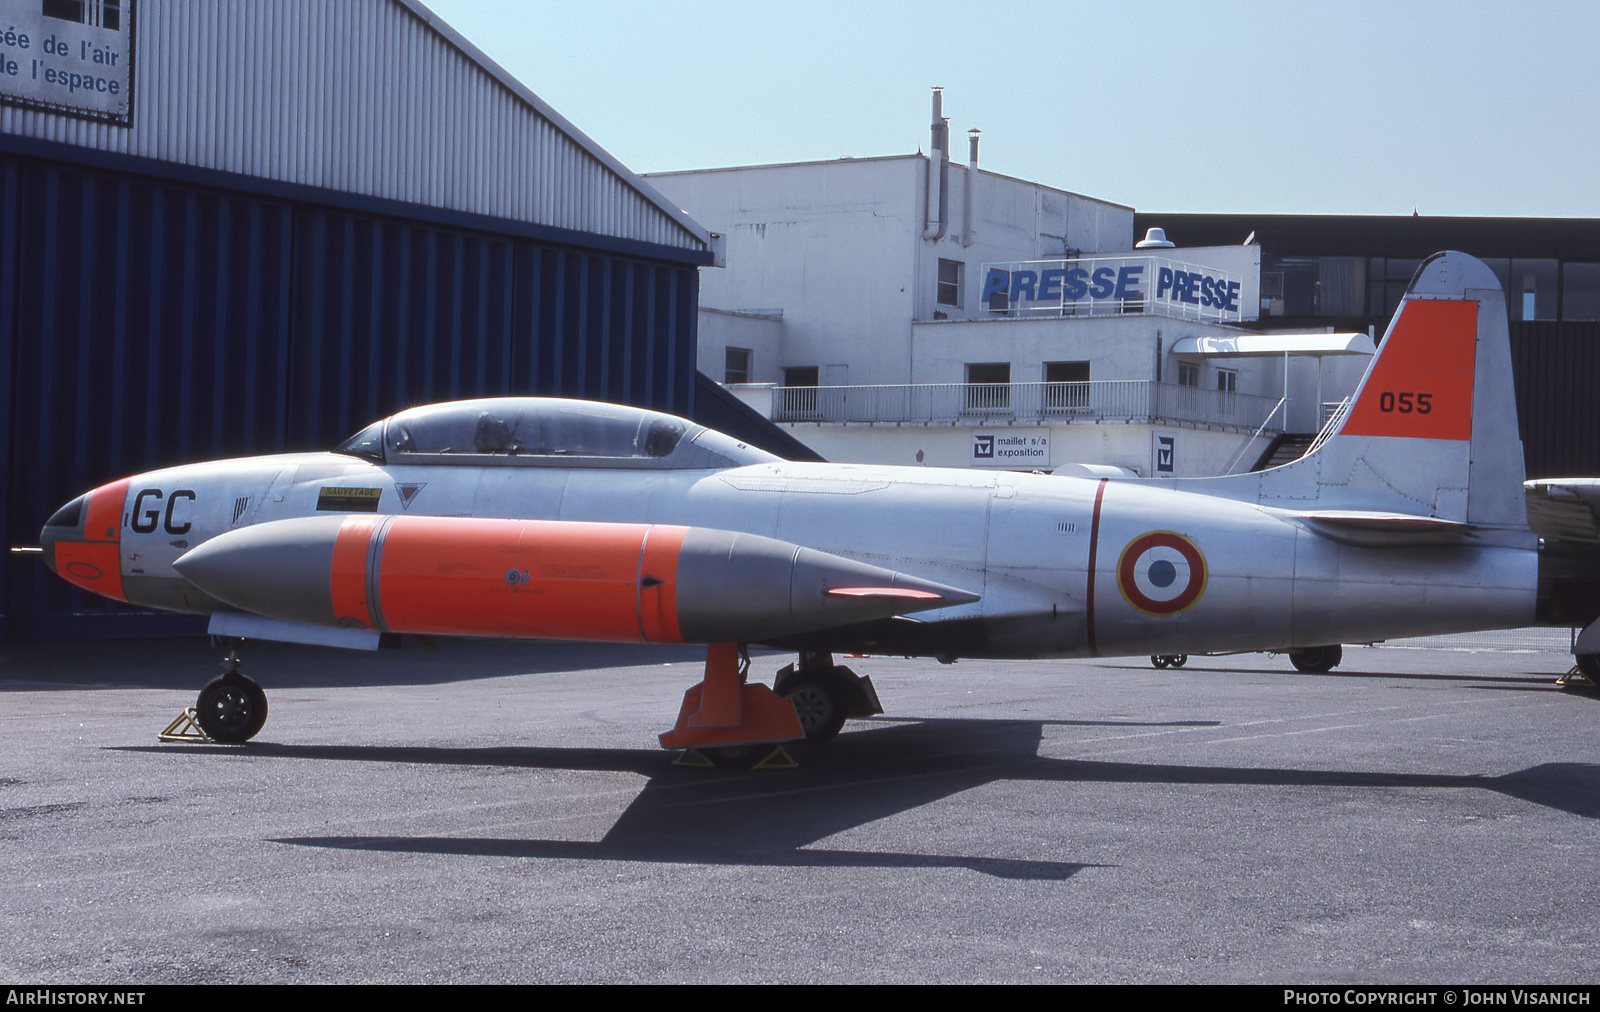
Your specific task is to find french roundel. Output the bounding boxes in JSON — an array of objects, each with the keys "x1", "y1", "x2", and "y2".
[{"x1": 1116, "y1": 531, "x2": 1207, "y2": 616}]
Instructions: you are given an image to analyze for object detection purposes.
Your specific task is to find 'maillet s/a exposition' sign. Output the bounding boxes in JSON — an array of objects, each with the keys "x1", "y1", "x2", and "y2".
[
  {"x1": 972, "y1": 431, "x2": 1049, "y2": 467},
  {"x1": 0, "y1": 0, "x2": 133, "y2": 125}
]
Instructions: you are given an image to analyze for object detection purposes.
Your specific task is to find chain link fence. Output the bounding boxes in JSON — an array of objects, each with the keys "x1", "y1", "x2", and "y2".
[{"x1": 1372, "y1": 627, "x2": 1574, "y2": 653}]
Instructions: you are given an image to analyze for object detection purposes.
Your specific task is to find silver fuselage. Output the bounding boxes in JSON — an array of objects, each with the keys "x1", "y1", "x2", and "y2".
[{"x1": 95, "y1": 451, "x2": 1539, "y2": 660}]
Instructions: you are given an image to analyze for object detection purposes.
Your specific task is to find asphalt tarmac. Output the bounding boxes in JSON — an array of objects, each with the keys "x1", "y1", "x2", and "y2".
[{"x1": 1, "y1": 630, "x2": 1596, "y2": 984}]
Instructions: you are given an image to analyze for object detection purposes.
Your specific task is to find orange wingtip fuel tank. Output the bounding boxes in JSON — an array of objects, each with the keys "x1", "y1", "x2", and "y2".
[{"x1": 172, "y1": 515, "x2": 978, "y2": 645}]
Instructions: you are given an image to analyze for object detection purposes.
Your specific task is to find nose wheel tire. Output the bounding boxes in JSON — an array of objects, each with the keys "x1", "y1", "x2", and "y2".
[{"x1": 195, "y1": 674, "x2": 268, "y2": 743}]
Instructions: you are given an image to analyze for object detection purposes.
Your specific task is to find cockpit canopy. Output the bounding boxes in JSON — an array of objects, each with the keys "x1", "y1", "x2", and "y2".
[{"x1": 333, "y1": 397, "x2": 778, "y2": 470}]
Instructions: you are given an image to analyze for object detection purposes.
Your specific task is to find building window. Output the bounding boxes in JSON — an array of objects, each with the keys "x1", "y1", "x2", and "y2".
[
  {"x1": 1563, "y1": 262, "x2": 1600, "y2": 321},
  {"x1": 1317, "y1": 257, "x2": 1363, "y2": 316},
  {"x1": 1368, "y1": 258, "x2": 1422, "y2": 325},
  {"x1": 1044, "y1": 361, "x2": 1090, "y2": 411},
  {"x1": 965, "y1": 362, "x2": 1010, "y2": 413},
  {"x1": 43, "y1": 0, "x2": 120, "y2": 30},
  {"x1": 1261, "y1": 255, "x2": 1364, "y2": 317},
  {"x1": 1510, "y1": 259, "x2": 1559, "y2": 321},
  {"x1": 724, "y1": 348, "x2": 751, "y2": 384},
  {"x1": 781, "y1": 366, "x2": 820, "y2": 418},
  {"x1": 938, "y1": 259, "x2": 963, "y2": 307},
  {"x1": 1261, "y1": 270, "x2": 1284, "y2": 316},
  {"x1": 1177, "y1": 362, "x2": 1200, "y2": 387},
  {"x1": 1216, "y1": 368, "x2": 1238, "y2": 418}
]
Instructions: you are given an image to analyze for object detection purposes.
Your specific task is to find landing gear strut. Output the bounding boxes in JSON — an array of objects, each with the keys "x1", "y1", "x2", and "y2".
[
  {"x1": 663, "y1": 647, "x2": 885, "y2": 767},
  {"x1": 659, "y1": 643, "x2": 804, "y2": 753},
  {"x1": 194, "y1": 638, "x2": 269, "y2": 743}
]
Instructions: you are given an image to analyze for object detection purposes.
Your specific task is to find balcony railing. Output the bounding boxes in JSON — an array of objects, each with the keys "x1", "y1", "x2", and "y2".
[{"x1": 773, "y1": 381, "x2": 1281, "y2": 432}]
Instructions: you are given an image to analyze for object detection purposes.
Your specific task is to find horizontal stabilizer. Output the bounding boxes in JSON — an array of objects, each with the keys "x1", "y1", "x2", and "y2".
[
  {"x1": 1525, "y1": 479, "x2": 1600, "y2": 546},
  {"x1": 1282, "y1": 509, "x2": 1475, "y2": 547}
]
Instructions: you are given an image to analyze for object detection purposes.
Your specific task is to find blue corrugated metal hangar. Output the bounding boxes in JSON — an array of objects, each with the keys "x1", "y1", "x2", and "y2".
[{"x1": 0, "y1": 0, "x2": 808, "y2": 640}]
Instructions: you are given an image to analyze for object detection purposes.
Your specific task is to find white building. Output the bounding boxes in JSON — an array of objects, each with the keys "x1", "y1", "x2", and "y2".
[{"x1": 648, "y1": 91, "x2": 1372, "y2": 477}]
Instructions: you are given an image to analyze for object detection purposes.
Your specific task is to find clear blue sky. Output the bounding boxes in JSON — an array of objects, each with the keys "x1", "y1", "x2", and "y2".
[{"x1": 426, "y1": 0, "x2": 1600, "y2": 218}]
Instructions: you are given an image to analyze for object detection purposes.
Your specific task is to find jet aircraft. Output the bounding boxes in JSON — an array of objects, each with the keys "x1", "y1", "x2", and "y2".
[{"x1": 38, "y1": 252, "x2": 1600, "y2": 756}]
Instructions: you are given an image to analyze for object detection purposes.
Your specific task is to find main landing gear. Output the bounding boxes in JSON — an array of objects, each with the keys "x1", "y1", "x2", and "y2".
[
  {"x1": 173, "y1": 638, "x2": 884, "y2": 760},
  {"x1": 661, "y1": 646, "x2": 884, "y2": 766},
  {"x1": 193, "y1": 638, "x2": 268, "y2": 743},
  {"x1": 774, "y1": 650, "x2": 883, "y2": 742},
  {"x1": 1287, "y1": 644, "x2": 1343, "y2": 673},
  {"x1": 1147, "y1": 644, "x2": 1344, "y2": 673}
]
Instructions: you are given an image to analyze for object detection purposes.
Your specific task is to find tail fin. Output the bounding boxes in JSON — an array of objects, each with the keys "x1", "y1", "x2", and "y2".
[{"x1": 1197, "y1": 252, "x2": 1526, "y2": 526}]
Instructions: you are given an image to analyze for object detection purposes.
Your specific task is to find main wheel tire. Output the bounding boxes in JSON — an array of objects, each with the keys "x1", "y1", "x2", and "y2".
[
  {"x1": 1289, "y1": 645, "x2": 1343, "y2": 674},
  {"x1": 195, "y1": 674, "x2": 268, "y2": 743},
  {"x1": 1169, "y1": 654, "x2": 1188, "y2": 669},
  {"x1": 782, "y1": 672, "x2": 849, "y2": 743},
  {"x1": 1151, "y1": 655, "x2": 1169, "y2": 668}
]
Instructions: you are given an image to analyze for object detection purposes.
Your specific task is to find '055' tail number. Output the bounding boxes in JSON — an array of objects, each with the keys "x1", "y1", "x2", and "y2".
[{"x1": 1378, "y1": 391, "x2": 1432, "y2": 414}]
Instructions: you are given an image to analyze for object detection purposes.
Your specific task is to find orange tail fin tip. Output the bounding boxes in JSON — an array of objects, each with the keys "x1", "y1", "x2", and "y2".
[{"x1": 1340, "y1": 297, "x2": 1478, "y2": 442}]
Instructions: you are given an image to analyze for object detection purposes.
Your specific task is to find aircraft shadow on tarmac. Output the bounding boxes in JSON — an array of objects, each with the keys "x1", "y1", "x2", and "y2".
[
  {"x1": 1131, "y1": 663, "x2": 1577, "y2": 691},
  {"x1": 121, "y1": 714, "x2": 1600, "y2": 879},
  {"x1": 0, "y1": 638, "x2": 713, "y2": 692}
]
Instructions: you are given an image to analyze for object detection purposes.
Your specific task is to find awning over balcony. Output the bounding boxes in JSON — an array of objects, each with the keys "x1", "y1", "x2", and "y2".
[{"x1": 1169, "y1": 333, "x2": 1376, "y2": 358}]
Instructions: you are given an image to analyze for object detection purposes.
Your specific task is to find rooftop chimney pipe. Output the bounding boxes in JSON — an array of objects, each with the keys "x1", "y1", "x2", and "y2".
[{"x1": 923, "y1": 88, "x2": 948, "y2": 241}]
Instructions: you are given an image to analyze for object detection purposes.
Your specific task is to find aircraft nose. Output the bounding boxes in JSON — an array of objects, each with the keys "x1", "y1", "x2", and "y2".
[
  {"x1": 40, "y1": 479, "x2": 129, "y2": 600},
  {"x1": 38, "y1": 493, "x2": 91, "y2": 575}
]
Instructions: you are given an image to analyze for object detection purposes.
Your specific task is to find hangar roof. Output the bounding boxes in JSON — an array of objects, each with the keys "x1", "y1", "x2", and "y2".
[{"x1": 0, "y1": 0, "x2": 709, "y2": 257}]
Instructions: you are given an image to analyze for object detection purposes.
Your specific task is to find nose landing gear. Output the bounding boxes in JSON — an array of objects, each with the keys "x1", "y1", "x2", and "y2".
[{"x1": 192, "y1": 639, "x2": 268, "y2": 743}]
